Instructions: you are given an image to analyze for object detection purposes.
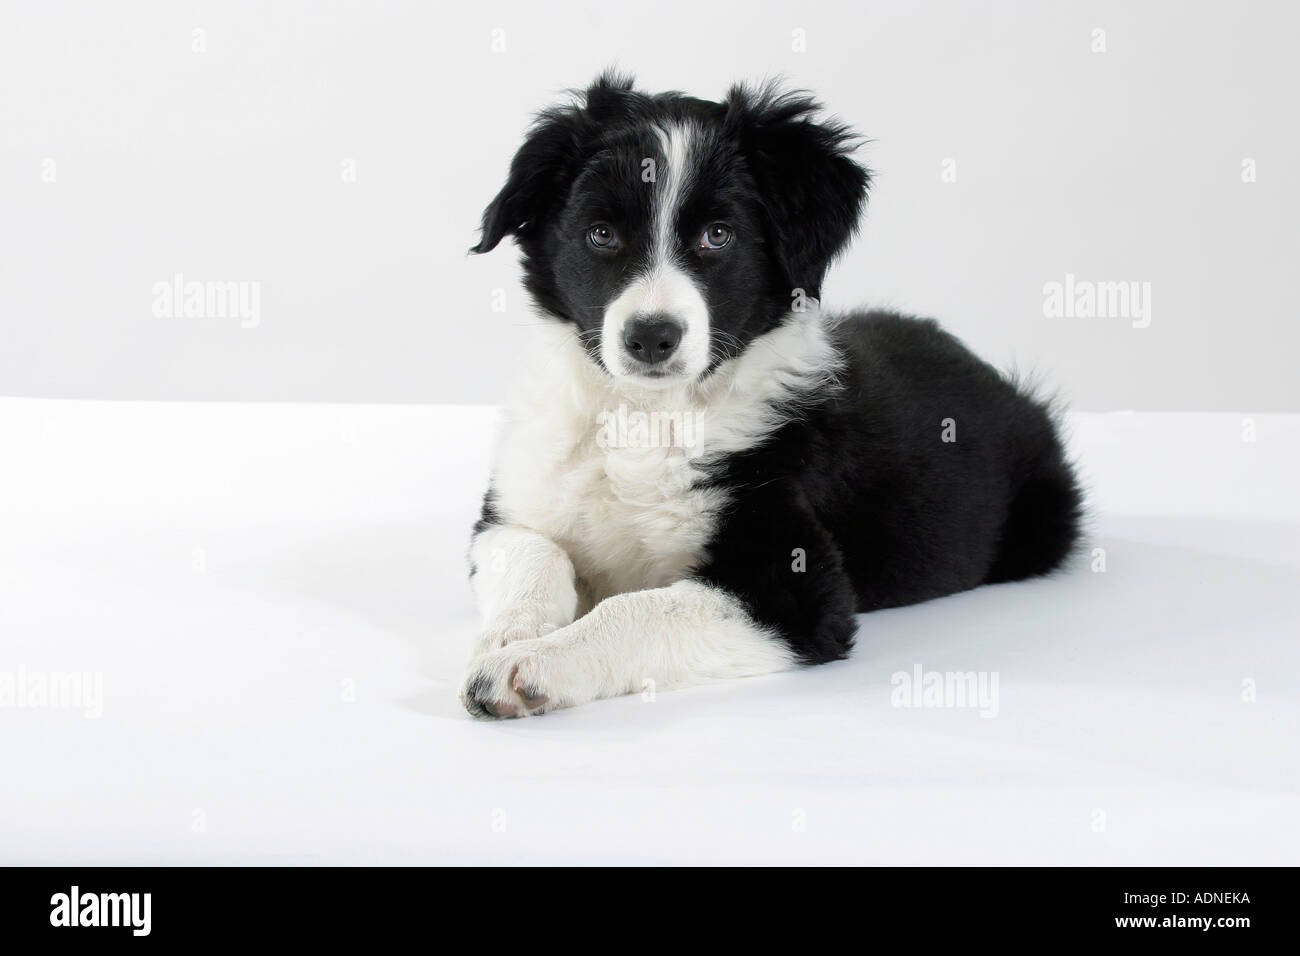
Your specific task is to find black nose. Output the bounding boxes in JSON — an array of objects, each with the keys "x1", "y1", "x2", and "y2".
[{"x1": 622, "y1": 314, "x2": 683, "y2": 365}]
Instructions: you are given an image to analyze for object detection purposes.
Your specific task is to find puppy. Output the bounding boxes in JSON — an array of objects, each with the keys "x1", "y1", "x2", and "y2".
[{"x1": 460, "y1": 72, "x2": 1082, "y2": 718}]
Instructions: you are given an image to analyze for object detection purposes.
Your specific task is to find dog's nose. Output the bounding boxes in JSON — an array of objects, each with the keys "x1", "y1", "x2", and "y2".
[{"x1": 622, "y1": 314, "x2": 683, "y2": 365}]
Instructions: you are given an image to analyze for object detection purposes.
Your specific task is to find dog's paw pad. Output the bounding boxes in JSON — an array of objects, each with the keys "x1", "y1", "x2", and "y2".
[
  {"x1": 511, "y1": 666, "x2": 550, "y2": 710},
  {"x1": 460, "y1": 654, "x2": 552, "y2": 720}
]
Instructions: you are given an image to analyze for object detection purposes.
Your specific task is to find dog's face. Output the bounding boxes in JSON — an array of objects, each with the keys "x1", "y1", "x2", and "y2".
[{"x1": 472, "y1": 73, "x2": 870, "y2": 389}]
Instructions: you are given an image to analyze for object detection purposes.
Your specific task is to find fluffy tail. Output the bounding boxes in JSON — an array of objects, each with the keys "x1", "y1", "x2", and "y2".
[{"x1": 986, "y1": 448, "x2": 1083, "y2": 583}]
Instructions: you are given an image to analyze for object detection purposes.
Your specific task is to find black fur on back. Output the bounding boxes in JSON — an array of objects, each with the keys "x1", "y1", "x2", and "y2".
[{"x1": 692, "y1": 310, "x2": 1083, "y2": 663}]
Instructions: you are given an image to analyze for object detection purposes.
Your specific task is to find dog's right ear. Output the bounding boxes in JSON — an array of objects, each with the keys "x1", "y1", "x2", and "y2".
[
  {"x1": 725, "y1": 82, "x2": 870, "y2": 299},
  {"x1": 471, "y1": 73, "x2": 635, "y2": 255}
]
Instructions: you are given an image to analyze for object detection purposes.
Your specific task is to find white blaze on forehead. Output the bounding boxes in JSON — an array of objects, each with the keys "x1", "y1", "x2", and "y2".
[
  {"x1": 599, "y1": 121, "x2": 711, "y2": 385},
  {"x1": 650, "y1": 122, "x2": 696, "y2": 268}
]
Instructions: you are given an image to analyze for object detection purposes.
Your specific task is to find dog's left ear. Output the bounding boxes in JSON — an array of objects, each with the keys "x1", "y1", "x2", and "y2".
[
  {"x1": 472, "y1": 72, "x2": 636, "y2": 255},
  {"x1": 470, "y1": 103, "x2": 589, "y2": 254},
  {"x1": 726, "y1": 84, "x2": 870, "y2": 299}
]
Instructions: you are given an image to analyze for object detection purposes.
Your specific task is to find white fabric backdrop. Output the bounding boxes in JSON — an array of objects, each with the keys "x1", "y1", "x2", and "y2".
[{"x1": 1, "y1": 399, "x2": 1296, "y2": 864}]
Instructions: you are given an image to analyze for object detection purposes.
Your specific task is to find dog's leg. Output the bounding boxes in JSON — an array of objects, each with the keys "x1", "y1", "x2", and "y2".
[
  {"x1": 459, "y1": 580, "x2": 796, "y2": 718},
  {"x1": 467, "y1": 525, "x2": 580, "y2": 660}
]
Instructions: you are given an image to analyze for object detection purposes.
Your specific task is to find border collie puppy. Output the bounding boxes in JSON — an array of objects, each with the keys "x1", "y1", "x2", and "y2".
[{"x1": 461, "y1": 72, "x2": 1082, "y2": 718}]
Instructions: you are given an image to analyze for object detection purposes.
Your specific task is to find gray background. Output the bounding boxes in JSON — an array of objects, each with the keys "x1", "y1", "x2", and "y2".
[{"x1": 2, "y1": 0, "x2": 1296, "y2": 410}]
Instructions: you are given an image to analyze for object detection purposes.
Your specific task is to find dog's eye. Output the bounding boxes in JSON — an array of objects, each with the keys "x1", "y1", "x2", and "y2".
[
  {"x1": 699, "y1": 223, "x2": 734, "y2": 250},
  {"x1": 588, "y1": 223, "x2": 618, "y2": 249}
]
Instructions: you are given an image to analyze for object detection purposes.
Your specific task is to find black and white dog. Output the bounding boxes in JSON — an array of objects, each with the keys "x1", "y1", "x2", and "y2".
[{"x1": 460, "y1": 72, "x2": 1082, "y2": 718}]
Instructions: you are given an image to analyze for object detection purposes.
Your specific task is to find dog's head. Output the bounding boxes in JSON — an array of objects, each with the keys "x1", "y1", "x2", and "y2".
[{"x1": 471, "y1": 72, "x2": 869, "y2": 389}]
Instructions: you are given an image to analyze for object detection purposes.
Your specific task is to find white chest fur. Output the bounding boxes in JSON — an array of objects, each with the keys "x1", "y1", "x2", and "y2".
[{"x1": 487, "y1": 315, "x2": 839, "y2": 605}]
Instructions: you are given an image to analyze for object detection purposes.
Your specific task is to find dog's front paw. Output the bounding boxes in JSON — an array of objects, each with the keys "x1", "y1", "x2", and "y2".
[
  {"x1": 459, "y1": 641, "x2": 556, "y2": 719},
  {"x1": 469, "y1": 611, "x2": 559, "y2": 660}
]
